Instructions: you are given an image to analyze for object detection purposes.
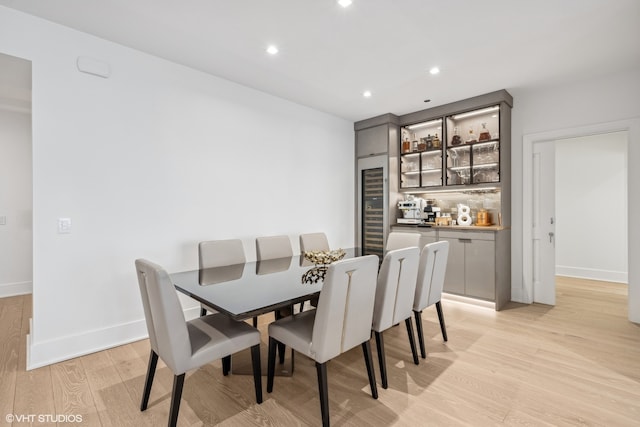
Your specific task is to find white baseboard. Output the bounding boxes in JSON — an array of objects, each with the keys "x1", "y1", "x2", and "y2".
[
  {"x1": 556, "y1": 265, "x2": 628, "y2": 284},
  {"x1": 0, "y1": 281, "x2": 32, "y2": 298},
  {"x1": 26, "y1": 306, "x2": 201, "y2": 371}
]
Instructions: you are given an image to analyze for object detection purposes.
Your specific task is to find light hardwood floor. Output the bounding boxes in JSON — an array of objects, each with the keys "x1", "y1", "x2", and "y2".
[{"x1": 1, "y1": 277, "x2": 639, "y2": 426}]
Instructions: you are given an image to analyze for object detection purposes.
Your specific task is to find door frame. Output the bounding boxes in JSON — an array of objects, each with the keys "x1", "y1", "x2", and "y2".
[{"x1": 522, "y1": 118, "x2": 640, "y2": 322}]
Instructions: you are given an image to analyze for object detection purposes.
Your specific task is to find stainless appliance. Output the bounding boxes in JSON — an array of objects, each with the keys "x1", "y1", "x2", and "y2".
[{"x1": 397, "y1": 197, "x2": 425, "y2": 224}]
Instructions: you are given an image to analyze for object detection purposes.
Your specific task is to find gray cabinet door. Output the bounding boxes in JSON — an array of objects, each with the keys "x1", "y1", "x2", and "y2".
[
  {"x1": 419, "y1": 231, "x2": 437, "y2": 250},
  {"x1": 443, "y1": 238, "x2": 465, "y2": 295},
  {"x1": 357, "y1": 125, "x2": 388, "y2": 157},
  {"x1": 465, "y1": 239, "x2": 496, "y2": 300}
]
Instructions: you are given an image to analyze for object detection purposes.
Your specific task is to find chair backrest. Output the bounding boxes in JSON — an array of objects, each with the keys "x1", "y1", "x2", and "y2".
[
  {"x1": 386, "y1": 231, "x2": 421, "y2": 251},
  {"x1": 414, "y1": 241, "x2": 450, "y2": 311},
  {"x1": 256, "y1": 235, "x2": 293, "y2": 261},
  {"x1": 372, "y1": 247, "x2": 420, "y2": 332},
  {"x1": 299, "y1": 232, "x2": 330, "y2": 253},
  {"x1": 311, "y1": 255, "x2": 379, "y2": 364},
  {"x1": 135, "y1": 259, "x2": 190, "y2": 374},
  {"x1": 199, "y1": 239, "x2": 246, "y2": 269}
]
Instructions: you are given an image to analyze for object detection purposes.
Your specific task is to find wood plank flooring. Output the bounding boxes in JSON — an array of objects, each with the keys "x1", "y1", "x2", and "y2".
[{"x1": 1, "y1": 277, "x2": 639, "y2": 426}]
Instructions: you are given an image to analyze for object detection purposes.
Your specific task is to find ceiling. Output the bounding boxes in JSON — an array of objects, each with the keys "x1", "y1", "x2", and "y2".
[{"x1": 1, "y1": 0, "x2": 639, "y2": 121}]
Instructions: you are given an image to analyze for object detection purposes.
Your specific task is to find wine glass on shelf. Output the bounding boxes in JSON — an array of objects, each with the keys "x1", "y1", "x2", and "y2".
[{"x1": 449, "y1": 149, "x2": 459, "y2": 168}]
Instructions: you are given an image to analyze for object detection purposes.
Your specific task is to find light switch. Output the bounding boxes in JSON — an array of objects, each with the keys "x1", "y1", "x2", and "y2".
[
  {"x1": 0, "y1": 216, "x2": 6, "y2": 225},
  {"x1": 58, "y1": 218, "x2": 72, "y2": 234}
]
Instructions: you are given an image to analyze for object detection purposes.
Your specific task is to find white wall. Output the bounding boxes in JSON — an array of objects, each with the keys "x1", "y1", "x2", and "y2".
[
  {"x1": 0, "y1": 108, "x2": 32, "y2": 296},
  {"x1": 511, "y1": 68, "x2": 640, "y2": 322},
  {"x1": 0, "y1": 7, "x2": 356, "y2": 369},
  {"x1": 555, "y1": 132, "x2": 628, "y2": 283}
]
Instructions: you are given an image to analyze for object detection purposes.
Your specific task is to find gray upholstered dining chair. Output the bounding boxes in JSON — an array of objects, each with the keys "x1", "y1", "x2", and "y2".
[
  {"x1": 135, "y1": 259, "x2": 262, "y2": 427},
  {"x1": 266, "y1": 255, "x2": 380, "y2": 427},
  {"x1": 385, "y1": 231, "x2": 421, "y2": 251},
  {"x1": 255, "y1": 235, "x2": 294, "y2": 363},
  {"x1": 372, "y1": 246, "x2": 420, "y2": 389},
  {"x1": 413, "y1": 240, "x2": 450, "y2": 358},
  {"x1": 198, "y1": 239, "x2": 246, "y2": 317},
  {"x1": 255, "y1": 235, "x2": 294, "y2": 325},
  {"x1": 299, "y1": 232, "x2": 330, "y2": 253}
]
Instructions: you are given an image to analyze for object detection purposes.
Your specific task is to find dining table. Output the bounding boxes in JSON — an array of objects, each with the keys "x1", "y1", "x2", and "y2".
[{"x1": 170, "y1": 247, "x2": 367, "y2": 375}]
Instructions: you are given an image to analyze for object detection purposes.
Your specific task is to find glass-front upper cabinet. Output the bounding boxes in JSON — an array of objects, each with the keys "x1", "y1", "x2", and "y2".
[
  {"x1": 446, "y1": 106, "x2": 500, "y2": 186},
  {"x1": 399, "y1": 119, "x2": 443, "y2": 189}
]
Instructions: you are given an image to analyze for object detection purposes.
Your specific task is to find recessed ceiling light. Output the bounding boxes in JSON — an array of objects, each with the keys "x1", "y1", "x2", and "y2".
[
  {"x1": 363, "y1": 90, "x2": 372, "y2": 98},
  {"x1": 429, "y1": 67, "x2": 440, "y2": 75},
  {"x1": 338, "y1": 0, "x2": 353, "y2": 7},
  {"x1": 266, "y1": 45, "x2": 279, "y2": 55}
]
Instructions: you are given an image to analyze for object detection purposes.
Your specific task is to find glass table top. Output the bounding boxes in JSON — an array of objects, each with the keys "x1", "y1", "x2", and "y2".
[{"x1": 171, "y1": 248, "x2": 365, "y2": 321}]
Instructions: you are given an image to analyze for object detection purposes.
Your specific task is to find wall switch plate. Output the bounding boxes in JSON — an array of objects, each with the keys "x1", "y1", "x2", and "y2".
[
  {"x1": 58, "y1": 218, "x2": 72, "y2": 234},
  {"x1": 0, "y1": 216, "x2": 6, "y2": 225}
]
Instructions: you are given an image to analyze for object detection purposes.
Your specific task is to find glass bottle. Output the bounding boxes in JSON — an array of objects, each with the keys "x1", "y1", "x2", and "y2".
[
  {"x1": 466, "y1": 126, "x2": 477, "y2": 143},
  {"x1": 451, "y1": 127, "x2": 462, "y2": 146},
  {"x1": 417, "y1": 136, "x2": 426, "y2": 151},
  {"x1": 412, "y1": 133, "x2": 419, "y2": 152},
  {"x1": 402, "y1": 131, "x2": 411, "y2": 153},
  {"x1": 479, "y1": 122, "x2": 491, "y2": 142},
  {"x1": 432, "y1": 133, "x2": 441, "y2": 149}
]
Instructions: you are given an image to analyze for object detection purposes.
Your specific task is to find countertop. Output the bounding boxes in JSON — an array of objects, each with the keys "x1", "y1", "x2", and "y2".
[{"x1": 393, "y1": 223, "x2": 509, "y2": 231}]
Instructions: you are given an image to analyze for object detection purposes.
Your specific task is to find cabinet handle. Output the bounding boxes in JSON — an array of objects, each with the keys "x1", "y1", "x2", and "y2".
[{"x1": 458, "y1": 238, "x2": 472, "y2": 243}]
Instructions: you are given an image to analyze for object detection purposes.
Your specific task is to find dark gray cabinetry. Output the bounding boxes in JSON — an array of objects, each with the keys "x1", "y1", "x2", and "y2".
[
  {"x1": 439, "y1": 229, "x2": 510, "y2": 310},
  {"x1": 440, "y1": 230, "x2": 495, "y2": 300},
  {"x1": 356, "y1": 124, "x2": 388, "y2": 157},
  {"x1": 390, "y1": 226, "x2": 511, "y2": 310}
]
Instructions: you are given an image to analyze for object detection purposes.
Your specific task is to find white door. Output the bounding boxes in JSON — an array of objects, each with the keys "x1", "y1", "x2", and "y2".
[{"x1": 532, "y1": 141, "x2": 556, "y2": 305}]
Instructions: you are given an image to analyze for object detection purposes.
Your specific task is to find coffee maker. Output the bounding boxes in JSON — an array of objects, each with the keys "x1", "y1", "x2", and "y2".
[{"x1": 397, "y1": 196, "x2": 425, "y2": 224}]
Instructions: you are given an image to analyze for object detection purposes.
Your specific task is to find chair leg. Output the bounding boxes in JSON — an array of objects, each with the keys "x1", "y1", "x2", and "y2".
[
  {"x1": 222, "y1": 355, "x2": 231, "y2": 376},
  {"x1": 435, "y1": 301, "x2": 448, "y2": 342},
  {"x1": 374, "y1": 331, "x2": 387, "y2": 389},
  {"x1": 168, "y1": 374, "x2": 185, "y2": 427},
  {"x1": 273, "y1": 310, "x2": 286, "y2": 364},
  {"x1": 200, "y1": 307, "x2": 207, "y2": 317},
  {"x1": 253, "y1": 316, "x2": 258, "y2": 327},
  {"x1": 140, "y1": 350, "x2": 159, "y2": 411},
  {"x1": 361, "y1": 340, "x2": 378, "y2": 400},
  {"x1": 405, "y1": 318, "x2": 419, "y2": 365},
  {"x1": 278, "y1": 343, "x2": 286, "y2": 364},
  {"x1": 267, "y1": 336, "x2": 277, "y2": 393},
  {"x1": 414, "y1": 310, "x2": 427, "y2": 359},
  {"x1": 315, "y1": 362, "x2": 330, "y2": 427},
  {"x1": 250, "y1": 344, "x2": 263, "y2": 404}
]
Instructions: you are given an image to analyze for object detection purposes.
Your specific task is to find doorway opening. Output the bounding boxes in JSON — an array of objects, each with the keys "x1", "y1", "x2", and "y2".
[
  {"x1": 523, "y1": 118, "x2": 639, "y2": 323},
  {"x1": 0, "y1": 52, "x2": 32, "y2": 299}
]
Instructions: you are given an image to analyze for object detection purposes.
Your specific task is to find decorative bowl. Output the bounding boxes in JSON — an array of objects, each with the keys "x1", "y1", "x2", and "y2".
[{"x1": 303, "y1": 249, "x2": 346, "y2": 266}]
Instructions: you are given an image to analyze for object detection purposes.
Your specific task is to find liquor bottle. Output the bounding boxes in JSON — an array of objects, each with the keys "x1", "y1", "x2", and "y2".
[
  {"x1": 479, "y1": 123, "x2": 491, "y2": 142},
  {"x1": 432, "y1": 133, "x2": 441, "y2": 149},
  {"x1": 451, "y1": 127, "x2": 462, "y2": 145},
  {"x1": 402, "y1": 132, "x2": 411, "y2": 153}
]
